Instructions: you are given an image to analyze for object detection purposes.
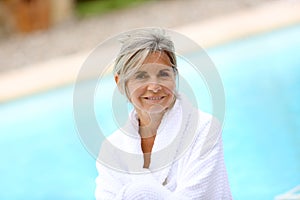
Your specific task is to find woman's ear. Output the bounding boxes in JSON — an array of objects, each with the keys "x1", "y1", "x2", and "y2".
[
  {"x1": 114, "y1": 74, "x2": 119, "y2": 84},
  {"x1": 114, "y1": 74, "x2": 124, "y2": 94}
]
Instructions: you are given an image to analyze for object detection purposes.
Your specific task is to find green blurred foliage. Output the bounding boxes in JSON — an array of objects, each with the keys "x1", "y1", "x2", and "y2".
[{"x1": 75, "y1": 0, "x2": 148, "y2": 18}]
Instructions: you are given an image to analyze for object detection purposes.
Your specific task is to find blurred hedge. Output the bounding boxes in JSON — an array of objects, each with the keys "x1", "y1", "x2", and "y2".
[{"x1": 75, "y1": 0, "x2": 147, "y2": 18}]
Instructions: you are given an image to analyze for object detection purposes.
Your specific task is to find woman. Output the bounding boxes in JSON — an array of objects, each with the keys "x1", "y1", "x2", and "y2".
[{"x1": 95, "y1": 28, "x2": 232, "y2": 199}]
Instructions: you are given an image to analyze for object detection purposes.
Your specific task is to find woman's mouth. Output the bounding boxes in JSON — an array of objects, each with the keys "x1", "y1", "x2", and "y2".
[
  {"x1": 142, "y1": 96, "x2": 166, "y2": 103},
  {"x1": 145, "y1": 96, "x2": 164, "y2": 100}
]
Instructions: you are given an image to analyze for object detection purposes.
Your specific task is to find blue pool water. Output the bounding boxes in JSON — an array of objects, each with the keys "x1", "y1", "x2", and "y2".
[{"x1": 1, "y1": 24, "x2": 300, "y2": 199}]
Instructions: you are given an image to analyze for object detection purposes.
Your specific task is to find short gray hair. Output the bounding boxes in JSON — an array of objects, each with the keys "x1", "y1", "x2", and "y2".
[{"x1": 114, "y1": 28, "x2": 177, "y2": 98}]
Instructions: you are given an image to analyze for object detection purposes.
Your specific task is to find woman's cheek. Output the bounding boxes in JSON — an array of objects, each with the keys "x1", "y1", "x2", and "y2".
[{"x1": 164, "y1": 83, "x2": 176, "y2": 95}]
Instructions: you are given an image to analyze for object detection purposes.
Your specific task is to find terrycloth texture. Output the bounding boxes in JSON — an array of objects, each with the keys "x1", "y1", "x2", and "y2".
[{"x1": 95, "y1": 96, "x2": 232, "y2": 200}]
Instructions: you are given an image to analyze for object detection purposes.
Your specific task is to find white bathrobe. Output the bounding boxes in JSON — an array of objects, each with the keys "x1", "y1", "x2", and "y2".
[{"x1": 95, "y1": 96, "x2": 232, "y2": 200}]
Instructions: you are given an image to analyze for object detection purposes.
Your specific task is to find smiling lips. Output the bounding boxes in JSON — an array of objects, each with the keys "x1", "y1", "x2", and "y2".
[{"x1": 143, "y1": 96, "x2": 165, "y2": 101}]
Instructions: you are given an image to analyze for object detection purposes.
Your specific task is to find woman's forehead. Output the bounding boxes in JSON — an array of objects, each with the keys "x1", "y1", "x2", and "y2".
[
  {"x1": 138, "y1": 63, "x2": 172, "y2": 72},
  {"x1": 142, "y1": 51, "x2": 172, "y2": 66}
]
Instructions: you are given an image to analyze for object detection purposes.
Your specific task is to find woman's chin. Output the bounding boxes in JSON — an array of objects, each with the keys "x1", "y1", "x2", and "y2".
[{"x1": 145, "y1": 104, "x2": 168, "y2": 114}]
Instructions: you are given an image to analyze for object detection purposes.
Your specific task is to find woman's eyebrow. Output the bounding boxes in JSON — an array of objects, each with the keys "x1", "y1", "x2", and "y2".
[
  {"x1": 134, "y1": 71, "x2": 147, "y2": 75},
  {"x1": 134, "y1": 68, "x2": 171, "y2": 75},
  {"x1": 159, "y1": 68, "x2": 172, "y2": 72}
]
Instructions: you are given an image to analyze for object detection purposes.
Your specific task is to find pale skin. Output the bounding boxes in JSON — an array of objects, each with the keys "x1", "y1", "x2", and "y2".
[{"x1": 115, "y1": 51, "x2": 176, "y2": 168}]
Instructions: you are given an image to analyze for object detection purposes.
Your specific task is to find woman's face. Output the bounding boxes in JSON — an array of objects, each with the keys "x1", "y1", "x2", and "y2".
[{"x1": 126, "y1": 52, "x2": 176, "y2": 114}]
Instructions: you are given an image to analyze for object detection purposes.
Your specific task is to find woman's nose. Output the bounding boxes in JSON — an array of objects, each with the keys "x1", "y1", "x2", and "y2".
[{"x1": 147, "y1": 82, "x2": 162, "y2": 93}]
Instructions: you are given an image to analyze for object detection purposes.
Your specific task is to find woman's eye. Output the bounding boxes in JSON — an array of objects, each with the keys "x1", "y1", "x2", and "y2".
[
  {"x1": 135, "y1": 73, "x2": 148, "y2": 79},
  {"x1": 158, "y1": 71, "x2": 170, "y2": 77}
]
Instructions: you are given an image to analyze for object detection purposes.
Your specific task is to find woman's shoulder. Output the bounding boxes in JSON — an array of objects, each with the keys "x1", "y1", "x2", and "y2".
[
  {"x1": 103, "y1": 129, "x2": 127, "y2": 147},
  {"x1": 178, "y1": 94, "x2": 222, "y2": 132},
  {"x1": 198, "y1": 110, "x2": 222, "y2": 130}
]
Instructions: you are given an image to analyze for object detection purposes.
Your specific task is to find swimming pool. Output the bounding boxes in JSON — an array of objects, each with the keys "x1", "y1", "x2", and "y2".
[
  {"x1": 212, "y1": 24, "x2": 300, "y2": 199},
  {"x1": 1, "y1": 24, "x2": 299, "y2": 199}
]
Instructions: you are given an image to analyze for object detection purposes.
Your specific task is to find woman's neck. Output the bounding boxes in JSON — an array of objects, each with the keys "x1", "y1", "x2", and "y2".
[{"x1": 137, "y1": 111, "x2": 165, "y2": 138}]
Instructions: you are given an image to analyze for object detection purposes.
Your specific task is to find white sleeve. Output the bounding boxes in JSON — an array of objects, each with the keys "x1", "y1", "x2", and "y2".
[
  {"x1": 94, "y1": 138, "x2": 129, "y2": 200},
  {"x1": 95, "y1": 162, "x2": 177, "y2": 200},
  {"x1": 95, "y1": 162, "x2": 125, "y2": 200},
  {"x1": 171, "y1": 118, "x2": 232, "y2": 199}
]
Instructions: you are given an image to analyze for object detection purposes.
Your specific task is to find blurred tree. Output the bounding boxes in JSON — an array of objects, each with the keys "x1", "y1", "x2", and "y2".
[
  {"x1": 75, "y1": 0, "x2": 147, "y2": 18},
  {"x1": 0, "y1": 0, "x2": 74, "y2": 34},
  {"x1": 2, "y1": 0, "x2": 50, "y2": 33}
]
